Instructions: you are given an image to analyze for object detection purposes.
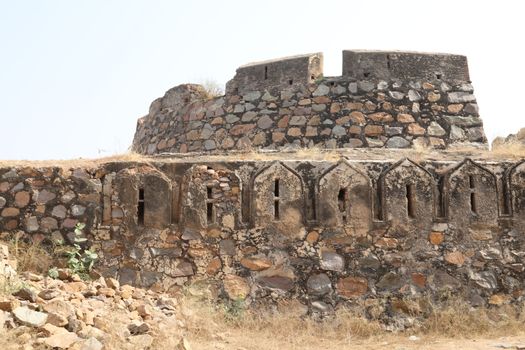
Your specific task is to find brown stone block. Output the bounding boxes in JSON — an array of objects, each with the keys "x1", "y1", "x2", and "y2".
[
  {"x1": 428, "y1": 232, "x2": 444, "y2": 245},
  {"x1": 407, "y1": 123, "x2": 425, "y2": 135},
  {"x1": 345, "y1": 102, "x2": 363, "y2": 110},
  {"x1": 306, "y1": 231, "x2": 319, "y2": 244},
  {"x1": 368, "y1": 112, "x2": 393, "y2": 122},
  {"x1": 397, "y1": 113, "x2": 415, "y2": 123},
  {"x1": 230, "y1": 124, "x2": 256, "y2": 136},
  {"x1": 330, "y1": 103, "x2": 341, "y2": 113},
  {"x1": 206, "y1": 257, "x2": 222, "y2": 275},
  {"x1": 374, "y1": 237, "x2": 398, "y2": 249},
  {"x1": 444, "y1": 251, "x2": 465, "y2": 266},
  {"x1": 336, "y1": 276, "x2": 368, "y2": 298},
  {"x1": 447, "y1": 104, "x2": 464, "y2": 114},
  {"x1": 287, "y1": 127, "x2": 302, "y2": 137},
  {"x1": 349, "y1": 111, "x2": 366, "y2": 125},
  {"x1": 277, "y1": 115, "x2": 290, "y2": 128},
  {"x1": 364, "y1": 125, "x2": 383, "y2": 136},
  {"x1": 240, "y1": 257, "x2": 272, "y2": 271},
  {"x1": 1, "y1": 207, "x2": 19, "y2": 217},
  {"x1": 313, "y1": 96, "x2": 330, "y2": 104},
  {"x1": 411, "y1": 273, "x2": 426, "y2": 288}
]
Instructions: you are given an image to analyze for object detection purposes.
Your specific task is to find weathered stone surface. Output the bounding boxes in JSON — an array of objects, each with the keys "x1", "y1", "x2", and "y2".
[
  {"x1": 445, "y1": 251, "x2": 465, "y2": 266},
  {"x1": 307, "y1": 273, "x2": 332, "y2": 296},
  {"x1": 386, "y1": 136, "x2": 410, "y2": 148},
  {"x1": 336, "y1": 276, "x2": 368, "y2": 298},
  {"x1": 427, "y1": 122, "x2": 446, "y2": 136},
  {"x1": 240, "y1": 257, "x2": 272, "y2": 271},
  {"x1": 320, "y1": 251, "x2": 344, "y2": 272},
  {"x1": 448, "y1": 91, "x2": 476, "y2": 103},
  {"x1": 14, "y1": 191, "x2": 30, "y2": 208},
  {"x1": 13, "y1": 306, "x2": 48, "y2": 327},
  {"x1": 223, "y1": 274, "x2": 250, "y2": 299}
]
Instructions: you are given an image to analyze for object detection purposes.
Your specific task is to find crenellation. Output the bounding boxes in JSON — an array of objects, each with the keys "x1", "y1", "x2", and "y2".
[
  {"x1": 225, "y1": 53, "x2": 323, "y2": 95},
  {"x1": 342, "y1": 50, "x2": 470, "y2": 82}
]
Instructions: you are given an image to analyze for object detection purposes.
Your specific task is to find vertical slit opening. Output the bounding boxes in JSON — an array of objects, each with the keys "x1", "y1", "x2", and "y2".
[
  {"x1": 469, "y1": 175, "x2": 477, "y2": 215},
  {"x1": 138, "y1": 188, "x2": 145, "y2": 225},
  {"x1": 338, "y1": 188, "x2": 347, "y2": 223},
  {"x1": 376, "y1": 180, "x2": 383, "y2": 221},
  {"x1": 273, "y1": 178, "x2": 280, "y2": 220},
  {"x1": 207, "y1": 202, "x2": 214, "y2": 223},
  {"x1": 264, "y1": 66, "x2": 268, "y2": 80},
  {"x1": 311, "y1": 196, "x2": 317, "y2": 221},
  {"x1": 406, "y1": 184, "x2": 415, "y2": 218},
  {"x1": 437, "y1": 177, "x2": 446, "y2": 218},
  {"x1": 207, "y1": 185, "x2": 213, "y2": 199},
  {"x1": 387, "y1": 54, "x2": 391, "y2": 69}
]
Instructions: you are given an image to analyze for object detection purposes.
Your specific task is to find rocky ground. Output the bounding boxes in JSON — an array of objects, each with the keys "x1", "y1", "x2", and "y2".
[
  {"x1": 3, "y1": 241, "x2": 525, "y2": 350},
  {"x1": 1, "y1": 243, "x2": 189, "y2": 349},
  {"x1": 0, "y1": 271, "x2": 187, "y2": 349}
]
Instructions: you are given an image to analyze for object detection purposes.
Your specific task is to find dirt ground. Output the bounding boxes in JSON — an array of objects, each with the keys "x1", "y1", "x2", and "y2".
[{"x1": 191, "y1": 335, "x2": 525, "y2": 350}]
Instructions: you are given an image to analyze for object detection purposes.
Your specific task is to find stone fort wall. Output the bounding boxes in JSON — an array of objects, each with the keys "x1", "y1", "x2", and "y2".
[
  {"x1": 2, "y1": 49, "x2": 524, "y2": 320},
  {"x1": 132, "y1": 50, "x2": 485, "y2": 155},
  {"x1": 1, "y1": 155, "x2": 525, "y2": 314}
]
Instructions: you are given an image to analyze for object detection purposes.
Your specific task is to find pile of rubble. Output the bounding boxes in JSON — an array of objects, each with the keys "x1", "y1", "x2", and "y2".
[{"x1": 0, "y1": 244, "x2": 189, "y2": 350}]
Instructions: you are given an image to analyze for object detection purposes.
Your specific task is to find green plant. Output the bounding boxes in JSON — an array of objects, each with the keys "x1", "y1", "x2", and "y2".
[
  {"x1": 224, "y1": 298, "x2": 246, "y2": 322},
  {"x1": 63, "y1": 223, "x2": 98, "y2": 279}
]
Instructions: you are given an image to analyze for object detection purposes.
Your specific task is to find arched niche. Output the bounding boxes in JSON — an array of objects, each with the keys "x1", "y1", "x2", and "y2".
[
  {"x1": 446, "y1": 159, "x2": 498, "y2": 226},
  {"x1": 251, "y1": 162, "x2": 305, "y2": 228},
  {"x1": 509, "y1": 161, "x2": 525, "y2": 221},
  {"x1": 114, "y1": 166, "x2": 172, "y2": 229},
  {"x1": 317, "y1": 161, "x2": 372, "y2": 232},
  {"x1": 180, "y1": 165, "x2": 242, "y2": 230},
  {"x1": 380, "y1": 159, "x2": 436, "y2": 228}
]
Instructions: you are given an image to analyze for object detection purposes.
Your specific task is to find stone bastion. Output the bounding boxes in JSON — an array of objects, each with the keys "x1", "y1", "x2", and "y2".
[
  {"x1": 132, "y1": 50, "x2": 485, "y2": 155},
  {"x1": 1, "y1": 50, "x2": 525, "y2": 319}
]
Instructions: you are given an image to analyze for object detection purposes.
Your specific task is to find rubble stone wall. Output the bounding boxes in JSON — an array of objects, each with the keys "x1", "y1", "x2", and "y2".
[
  {"x1": 2, "y1": 157, "x2": 524, "y2": 312},
  {"x1": 132, "y1": 50, "x2": 485, "y2": 155},
  {"x1": 132, "y1": 78, "x2": 485, "y2": 155}
]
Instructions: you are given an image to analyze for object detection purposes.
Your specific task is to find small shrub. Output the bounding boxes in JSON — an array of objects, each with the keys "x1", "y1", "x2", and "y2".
[
  {"x1": 61, "y1": 223, "x2": 98, "y2": 279},
  {"x1": 224, "y1": 298, "x2": 246, "y2": 322},
  {"x1": 201, "y1": 80, "x2": 224, "y2": 99}
]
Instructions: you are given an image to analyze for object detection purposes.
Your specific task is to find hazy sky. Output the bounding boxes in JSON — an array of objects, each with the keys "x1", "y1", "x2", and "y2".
[{"x1": 1, "y1": 1, "x2": 524, "y2": 160}]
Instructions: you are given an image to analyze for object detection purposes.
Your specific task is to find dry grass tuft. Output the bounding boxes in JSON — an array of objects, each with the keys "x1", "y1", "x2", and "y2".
[
  {"x1": 420, "y1": 298, "x2": 525, "y2": 338},
  {"x1": 0, "y1": 152, "x2": 154, "y2": 169},
  {"x1": 490, "y1": 142, "x2": 525, "y2": 159},
  {"x1": 5, "y1": 236, "x2": 54, "y2": 275}
]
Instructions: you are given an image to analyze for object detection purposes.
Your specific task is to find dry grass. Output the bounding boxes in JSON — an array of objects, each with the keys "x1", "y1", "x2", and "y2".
[
  {"x1": 4, "y1": 236, "x2": 54, "y2": 275},
  {"x1": 490, "y1": 142, "x2": 525, "y2": 159},
  {"x1": 179, "y1": 285, "x2": 525, "y2": 350},
  {"x1": 200, "y1": 80, "x2": 225, "y2": 99},
  {"x1": 1, "y1": 142, "x2": 525, "y2": 169},
  {"x1": 0, "y1": 152, "x2": 154, "y2": 169},
  {"x1": 420, "y1": 298, "x2": 525, "y2": 338}
]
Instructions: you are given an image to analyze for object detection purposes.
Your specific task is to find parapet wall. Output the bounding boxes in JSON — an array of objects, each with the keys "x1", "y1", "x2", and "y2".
[
  {"x1": 342, "y1": 50, "x2": 470, "y2": 82},
  {"x1": 1, "y1": 154, "x2": 524, "y2": 312},
  {"x1": 132, "y1": 76, "x2": 485, "y2": 154}
]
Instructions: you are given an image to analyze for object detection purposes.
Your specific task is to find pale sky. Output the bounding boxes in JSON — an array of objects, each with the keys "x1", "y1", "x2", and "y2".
[{"x1": 1, "y1": 0, "x2": 524, "y2": 160}]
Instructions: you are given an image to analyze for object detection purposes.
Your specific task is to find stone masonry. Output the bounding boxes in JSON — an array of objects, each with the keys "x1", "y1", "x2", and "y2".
[
  {"x1": 1, "y1": 50, "x2": 524, "y2": 319},
  {"x1": 132, "y1": 50, "x2": 485, "y2": 155}
]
